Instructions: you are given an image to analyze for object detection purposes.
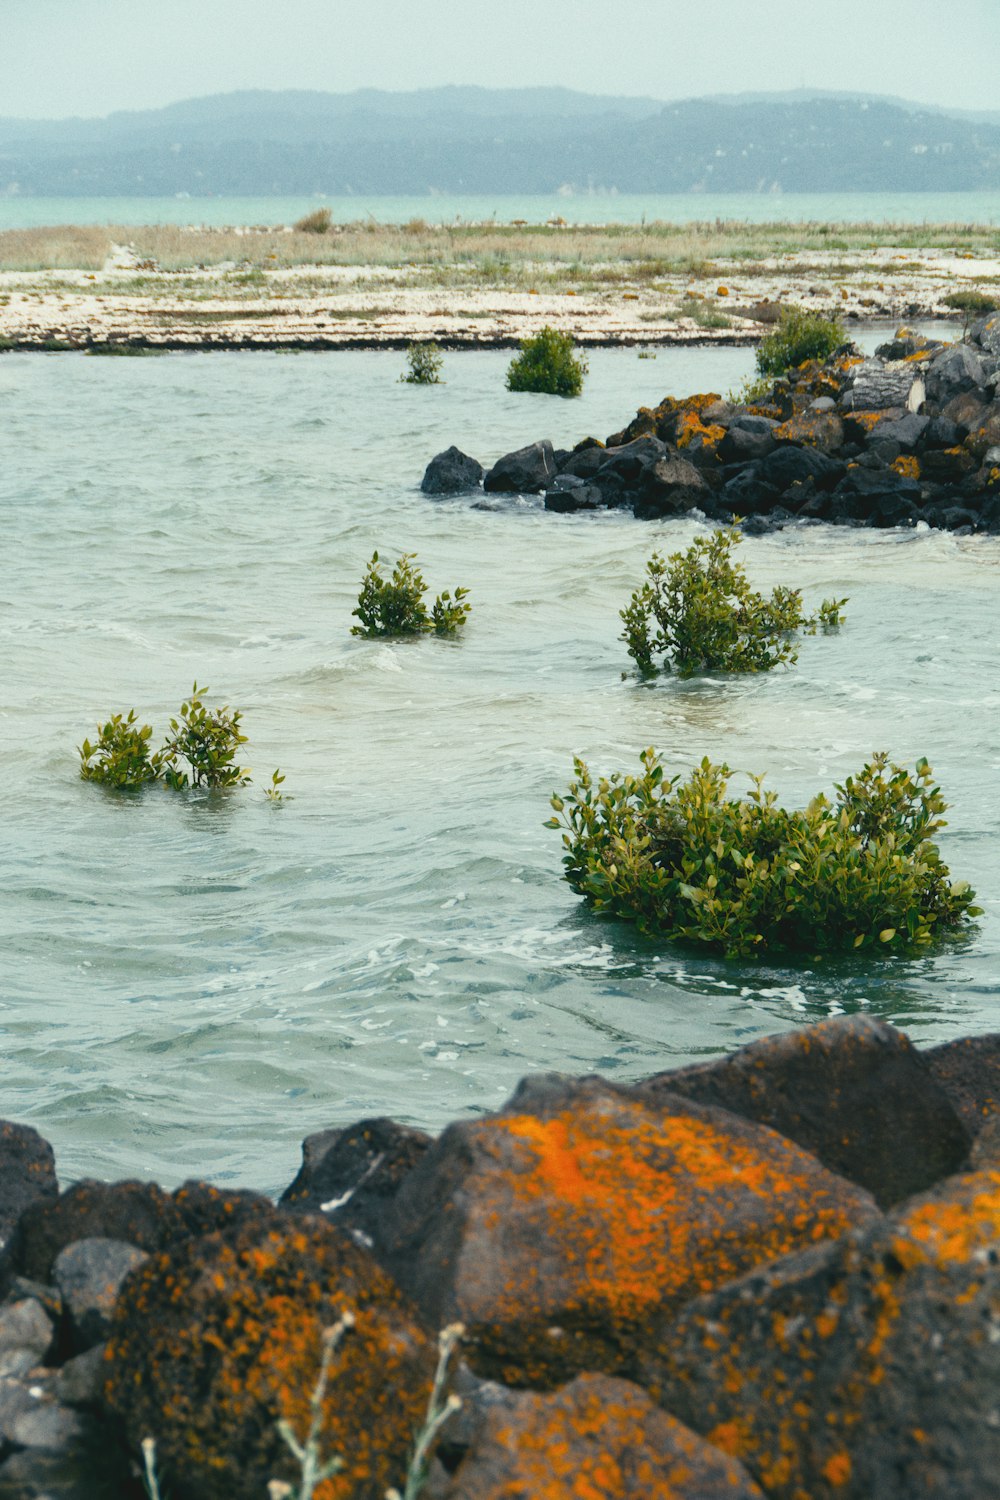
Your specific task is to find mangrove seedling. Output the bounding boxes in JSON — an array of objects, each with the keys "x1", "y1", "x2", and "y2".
[
  {"x1": 620, "y1": 527, "x2": 847, "y2": 676},
  {"x1": 160, "y1": 682, "x2": 251, "y2": 790},
  {"x1": 78, "y1": 710, "x2": 163, "y2": 789},
  {"x1": 351, "y1": 552, "x2": 471, "y2": 638},
  {"x1": 400, "y1": 342, "x2": 444, "y2": 385},
  {"x1": 506, "y1": 326, "x2": 588, "y2": 397},
  {"x1": 547, "y1": 749, "x2": 980, "y2": 958}
]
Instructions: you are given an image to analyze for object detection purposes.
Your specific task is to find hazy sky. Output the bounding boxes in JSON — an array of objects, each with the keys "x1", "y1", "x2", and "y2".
[{"x1": 5, "y1": 0, "x2": 999, "y2": 118}]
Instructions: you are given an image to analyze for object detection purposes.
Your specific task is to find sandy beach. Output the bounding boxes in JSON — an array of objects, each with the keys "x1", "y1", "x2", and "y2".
[{"x1": 2, "y1": 243, "x2": 995, "y2": 349}]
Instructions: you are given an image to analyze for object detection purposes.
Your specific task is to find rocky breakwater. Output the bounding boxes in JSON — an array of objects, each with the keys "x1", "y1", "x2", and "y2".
[
  {"x1": 421, "y1": 316, "x2": 1000, "y2": 534},
  {"x1": 0, "y1": 1018, "x2": 995, "y2": 1496}
]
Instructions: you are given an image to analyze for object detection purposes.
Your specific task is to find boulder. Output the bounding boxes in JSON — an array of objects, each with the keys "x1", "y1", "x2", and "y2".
[
  {"x1": 52, "y1": 1238, "x2": 148, "y2": 1352},
  {"x1": 869, "y1": 412, "x2": 929, "y2": 450},
  {"x1": 759, "y1": 444, "x2": 844, "y2": 494},
  {"x1": 483, "y1": 440, "x2": 556, "y2": 494},
  {"x1": 104, "y1": 1215, "x2": 435, "y2": 1500},
  {"x1": 718, "y1": 422, "x2": 776, "y2": 463},
  {"x1": 721, "y1": 464, "x2": 781, "y2": 515},
  {"x1": 0, "y1": 1300, "x2": 53, "y2": 1378},
  {"x1": 641, "y1": 1167, "x2": 1000, "y2": 1500},
  {"x1": 557, "y1": 440, "x2": 606, "y2": 479},
  {"x1": 435, "y1": 1373, "x2": 766, "y2": 1500},
  {"x1": 773, "y1": 411, "x2": 844, "y2": 453},
  {"x1": 941, "y1": 389, "x2": 989, "y2": 434},
  {"x1": 421, "y1": 447, "x2": 484, "y2": 496},
  {"x1": 596, "y1": 436, "x2": 667, "y2": 484},
  {"x1": 920, "y1": 446, "x2": 978, "y2": 483},
  {"x1": 971, "y1": 312, "x2": 1000, "y2": 356},
  {"x1": 924, "y1": 415, "x2": 962, "y2": 448},
  {"x1": 925, "y1": 343, "x2": 988, "y2": 406},
  {"x1": 279, "y1": 1116, "x2": 430, "y2": 1244},
  {"x1": 922, "y1": 1033, "x2": 1000, "y2": 1136},
  {"x1": 0, "y1": 1125, "x2": 57, "y2": 1248},
  {"x1": 0, "y1": 1445, "x2": 125, "y2": 1500},
  {"x1": 373, "y1": 1075, "x2": 878, "y2": 1387},
  {"x1": 544, "y1": 484, "x2": 604, "y2": 513},
  {"x1": 634, "y1": 455, "x2": 711, "y2": 519},
  {"x1": 634, "y1": 1017, "x2": 971, "y2": 1209}
]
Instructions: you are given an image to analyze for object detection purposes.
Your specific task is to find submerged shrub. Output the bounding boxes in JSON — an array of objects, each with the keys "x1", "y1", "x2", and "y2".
[
  {"x1": 351, "y1": 551, "x2": 470, "y2": 638},
  {"x1": 620, "y1": 527, "x2": 846, "y2": 676},
  {"x1": 78, "y1": 685, "x2": 280, "y2": 795},
  {"x1": 547, "y1": 749, "x2": 980, "y2": 957},
  {"x1": 400, "y1": 342, "x2": 444, "y2": 385},
  {"x1": 755, "y1": 306, "x2": 845, "y2": 378},
  {"x1": 505, "y1": 326, "x2": 588, "y2": 397},
  {"x1": 78, "y1": 710, "x2": 162, "y2": 789}
]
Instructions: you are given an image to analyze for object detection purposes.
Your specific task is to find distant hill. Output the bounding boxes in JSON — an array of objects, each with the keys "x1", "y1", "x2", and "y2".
[{"x1": 1, "y1": 87, "x2": 998, "y2": 197}]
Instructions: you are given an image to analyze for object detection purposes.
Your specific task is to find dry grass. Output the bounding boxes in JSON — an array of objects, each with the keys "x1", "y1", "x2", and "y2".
[{"x1": 2, "y1": 218, "x2": 999, "y2": 278}]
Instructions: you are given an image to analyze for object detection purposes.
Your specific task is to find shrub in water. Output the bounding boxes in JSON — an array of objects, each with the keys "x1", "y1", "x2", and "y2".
[
  {"x1": 547, "y1": 749, "x2": 979, "y2": 957},
  {"x1": 505, "y1": 326, "x2": 588, "y2": 397},
  {"x1": 755, "y1": 306, "x2": 845, "y2": 379},
  {"x1": 400, "y1": 342, "x2": 444, "y2": 385},
  {"x1": 160, "y1": 682, "x2": 250, "y2": 790},
  {"x1": 78, "y1": 710, "x2": 162, "y2": 789},
  {"x1": 620, "y1": 527, "x2": 846, "y2": 677},
  {"x1": 79, "y1": 685, "x2": 281, "y2": 795},
  {"x1": 351, "y1": 552, "x2": 470, "y2": 638}
]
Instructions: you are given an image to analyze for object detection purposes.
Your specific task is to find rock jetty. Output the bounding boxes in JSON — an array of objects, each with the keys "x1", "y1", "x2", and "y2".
[
  {"x1": 0, "y1": 1017, "x2": 995, "y2": 1496},
  {"x1": 422, "y1": 317, "x2": 1000, "y2": 534}
]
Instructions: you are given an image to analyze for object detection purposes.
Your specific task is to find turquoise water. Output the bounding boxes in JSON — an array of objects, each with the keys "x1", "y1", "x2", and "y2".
[
  {"x1": 2, "y1": 343, "x2": 998, "y2": 1196},
  {"x1": 3, "y1": 191, "x2": 1000, "y2": 230}
]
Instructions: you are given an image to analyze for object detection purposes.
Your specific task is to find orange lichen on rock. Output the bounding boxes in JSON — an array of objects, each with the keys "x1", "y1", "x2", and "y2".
[
  {"x1": 896, "y1": 1170, "x2": 1000, "y2": 1265},
  {"x1": 676, "y1": 412, "x2": 725, "y2": 451},
  {"x1": 891, "y1": 455, "x2": 920, "y2": 479},
  {"x1": 103, "y1": 1216, "x2": 433, "y2": 1500}
]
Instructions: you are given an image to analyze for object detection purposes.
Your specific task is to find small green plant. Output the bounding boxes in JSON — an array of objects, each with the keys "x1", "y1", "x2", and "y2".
[
  {"x1": 755, "y1": 306, "x2": 845, "y2": 378},
  {"x1": 547, "y1": 749, "x2": 980, "y2": 957},
  {"x1": 942, "y1": 288, "x2": 998, "y2": 317},
  {"x1": 78, "y1": 687, "x2": 281, "y2": 796},
  {"x1": 387, "y1": 1323, "x2": 464, "y2": 1500},
  {"x1": 620, "y1": 527, "x2": 846, "y2": 677},
  {"x1": 293, "y1": 207, "x2": 333, "y2": 234},
  {"x1": 728, "y1": 373, "x2": 776, "y2": 406},
  {"x1": 78, "y1": 710, "x2": 162, "y2": 789},
  {"x1": 351, "y1": 552, "x2": 470, "y2": 639},
  {"x1": 160, "y1": 682, "x2": 250, "y2": 790},
  {"x1": 505, "y1": 326, "x2": 588, "y2": 397},
  {"x1": 400, "y1": 342, "x2": 444, "y2": 384}
]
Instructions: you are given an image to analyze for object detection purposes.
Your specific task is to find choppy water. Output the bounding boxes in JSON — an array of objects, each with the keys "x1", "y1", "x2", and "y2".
[
  {"x1": 2, "y1": 342, "x2": 999, "y2": 1195},
  {"x1": 3, "y1": 191, "x2": 1000, "y2": 229}
]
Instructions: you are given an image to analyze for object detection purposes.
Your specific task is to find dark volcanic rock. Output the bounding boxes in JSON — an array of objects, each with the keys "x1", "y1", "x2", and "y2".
[
  {"x1": 634, "y1": 454, "x2": 710, "y2": 518},
  {"x1": 922, "y1": 1033, "x2": 1000, "y2": 1136},
  {"x1": 436, "y1": 1373, "x2": 766, "y2": 1500},
  {"x1": 759, "y1": 443, "x2": 845, "y2": 494},
  {"x1": 640, "y1": 1167, "x2": 1000, "y2": 1500},
  {"x1": 0, "y1": 1125, "x2": 58, "y2": 1247},
  {"x1": 0, "y1": 1300, "x2": 53, "y2": 1378},
  {"x1": 483, "y1": 440, "x2": 556, "y2": 494},
  {"x1": 596, "y1": 435, "x2": 667, "y2": 484},
  {"x1": 718, "y1": 420, "x2": 776, "y2": 463},
  {"x1": 421, "y1": 446, "x2": 484, "y2": 496},
  {"x1": 635, "y1": 1016, "x2": 971, "y2": 1208},
  {"x1": 280, "y1": 1116, "x2": 431, "y2": 1243},
  {"x1": 544, "y1": 482, "x2": 604, "y2": 512},
  {"x1": 925, "y1": 343, "x2": 988, "y2": 406},
  {"x1": 105, "y1": 1215, "x2": 435, "y2": 1500},
  {"x1": 52, "y1": 1239, "x2": 149, "y2": 1353},
  {"x1": 373, "y1": 1074, "x2": 878, "y2": 1387}
]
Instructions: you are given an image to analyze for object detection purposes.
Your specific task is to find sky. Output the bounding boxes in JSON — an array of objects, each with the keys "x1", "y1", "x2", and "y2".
[{"x1": 4, "y1": 0, "x2": 999, "y2": 119}]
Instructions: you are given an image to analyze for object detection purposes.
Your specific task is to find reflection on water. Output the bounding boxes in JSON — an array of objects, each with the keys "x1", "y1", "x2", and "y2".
[{"x1": 2, "y1": 347, "x2": 998, "y2": 1192}]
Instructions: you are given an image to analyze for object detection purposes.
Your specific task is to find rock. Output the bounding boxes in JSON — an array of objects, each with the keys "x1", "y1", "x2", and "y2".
[
  {"x1": 965, "y1": 406, "x2": 1000, "y2": 459},
  {"x1": 544, "y1": 484, "x2": 604, "y2": 513},
  {"x1": 52, "y1": 1345, "x2": 108, "y2": 1408},
  {"x1": 635, "y1": 1017, "x2": 971, "y2": 1209},
  {"x1": 870, "y1": 411, "x2": 929, "y2": 450},
  {"x1": 922, "y1": 1033, "x2": 1000, "y2": 1136},
  {"x1": 420, "y1": 447, "x2": 484, "y2": 496},
  {"x1": 596, "y1": 436, "x2": 667, "y2": 484},
  {"x1": 373, "y1": 1075, "x2": 878, "y2": 1387},
  {"x1": 924, "y1": 415, "x2": 962, "y2": 448},
  {"x1": 2, "y1": 1182, "x2": 170, "y2": 1289},
  {"x1": 104, "y1": 1215, "x2": 434, "y2": 1500},
  {"x1": 8, "y1": 1400, "x2": 84, "y2": 1452},
  {"x1": 483, "y1": 440, "x2": 556, "y2": 494},
  {"x1": 641, "y1": 1167, "x2": 1000, "y2": 1500},
  {"x1": 773, "y1": 411, "x2": 844, "y2": 453},
  {"x1": 53, "y1": 1239, "x2": 149, "y2": 1353},
  {"x1": 759, "y1": 444, "x2": 844, "y2": 495},
  {"x1": 0, "y1": 1126, "x2": 57, "y2": 1248},
  {"x1": 971, "y1": 312, "x2": 1000, "y2": 355},
  {"x1": 925, "y1": 343, "x2": 988, "y2": 406},
  {"x1": 920, "y1": 446, "x2": 978, "y2": 483},
  {"x1": 0, "y1": 1301, "x2": 52, "y2": 1378},
  {"x1": 719, "y1": 420, "x2": 776, "y2": 463},
  {"x1": 875, "y1": 329, "x2": 943, "y2": 361},
  {"x1": 721, "y1": 464, "x2": 781, "y2": 515},
  {"x1": 279, "y1": 1117, "x2": 430, "y2": 1245},
  {"x1": 634, "y1": 455, "x2": 710, "y2": 519},
  {"x1": 0, "y1": 1380, "x2": 37, "y2": 1444},
  {"x1": 0, "y1": 1445, "x2": 125, "y2": 1500},
  {"x1": 941, "y1": 389, "x2": 988, "y2": 434},
  {"x1": 557, "y1": 440, "x2": 606, "y2": 479},
  {"x1": 435, "y1": 1373, "x2": 766, "y2": 1500}
]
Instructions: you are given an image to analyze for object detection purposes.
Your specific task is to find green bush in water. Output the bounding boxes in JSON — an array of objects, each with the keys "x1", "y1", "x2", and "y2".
[
  {"x1": 755, "y1": 306, "x2": 845, "y2": 378},
  {"x1": 620, "y1": 527, "x2": 846, "y2": 676},
  {"x1": 505, "y1": 326, "x2": 588, "y2": 397},
  {"x1": 547, "y1": 749, "x2": 980, "y2": 957},
  {"x1": 78, "y1": 710, "x2": 163, "y2": 789},
  {"x1": 400, "y1": 342, "x2": 444, "y2": 385},
  {"x1": 351, "y1": 552, "x2": 471, "y2": 638}
]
